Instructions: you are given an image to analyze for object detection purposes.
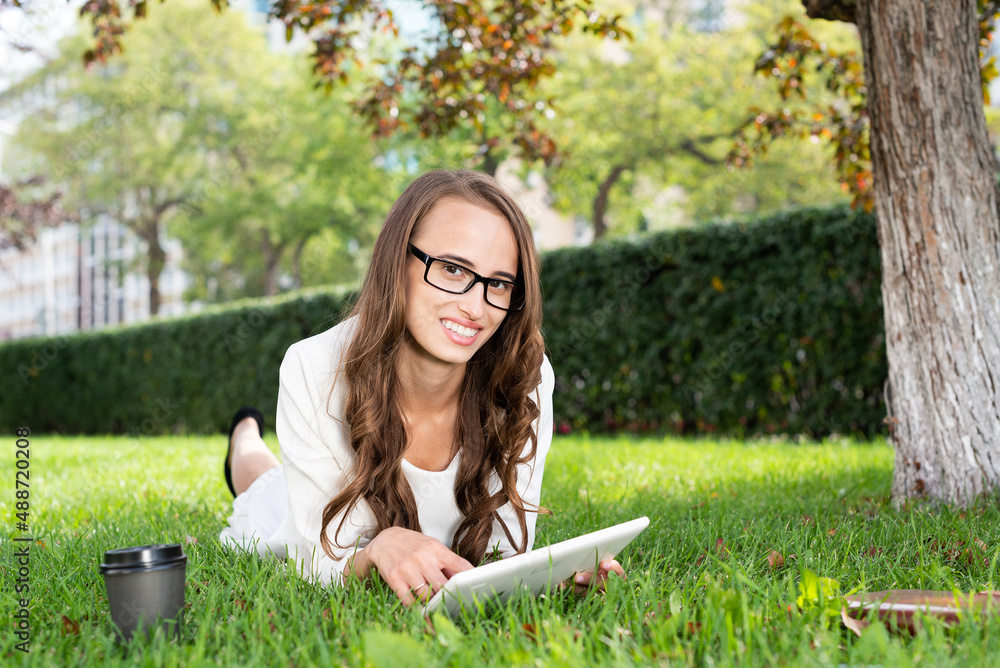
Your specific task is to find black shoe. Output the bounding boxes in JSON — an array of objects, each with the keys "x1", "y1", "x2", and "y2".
[{"x1": 225, "y1": 406, "x2": 265, "y2": 498}]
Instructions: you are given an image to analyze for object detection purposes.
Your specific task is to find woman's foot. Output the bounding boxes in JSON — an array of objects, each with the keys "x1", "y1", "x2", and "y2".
[
  {"x1": 225, "y1": 407, "x2": 265, "y2": 497},
  {"x1": 225, "y1": 406, "x2": 281, "y2": 497}
]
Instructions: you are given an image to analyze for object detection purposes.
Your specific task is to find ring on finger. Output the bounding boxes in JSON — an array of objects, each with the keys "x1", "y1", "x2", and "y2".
[{"x1": 413, "y1": 582, "x2": 429, "y2": 593}]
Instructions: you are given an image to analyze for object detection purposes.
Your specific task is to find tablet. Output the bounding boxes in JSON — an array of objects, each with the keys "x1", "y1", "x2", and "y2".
[{"x1": 422, "y1": 516, "x2": 649, "y2": 616}]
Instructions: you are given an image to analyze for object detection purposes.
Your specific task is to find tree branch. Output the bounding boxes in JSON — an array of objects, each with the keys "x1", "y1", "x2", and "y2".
[
  {"x1": 231, "y1": 146, "x2": 259, "y2": 189},
  {"x1": 801, "y1": 0, "x2": 857, "y2": 23},
  {"x1": 677, "y1": 139, "x2": 725, "y2": 166},
  {"x1": 982, "y1": 1, "x2": 1000, "y2": 23},
  {"x1": 0, "y1": 176, "x2": 73, "y2": 252},
  {"x1": 661, "y1": 122, "x2": 748, "y2": 165},
  {"x1": 592, "y1": 163, "x2": 630, "y2": 240},
  {"x1": 153, "y1": 197, "x2": 188, "y2": 219}
]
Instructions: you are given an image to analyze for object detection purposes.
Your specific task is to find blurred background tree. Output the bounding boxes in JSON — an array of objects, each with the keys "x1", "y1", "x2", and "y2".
[
  {"x1": 4, "y1": 0, "x2": 874, "y2": 252},
  {"x1": 34, "y1": 0, "x2": 629, "y2": 171},
  {"x1": 173, "y1": 49, "x2": 394, "y2": 301},
  {"x1": 6, "y1": 0, "x2": 394, "y2": 305},
  {"x1": 537, "y1": 0, "x2": 858, "y2": 239}
]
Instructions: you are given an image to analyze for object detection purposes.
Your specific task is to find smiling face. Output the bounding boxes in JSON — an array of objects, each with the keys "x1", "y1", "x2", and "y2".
[{"x1": 402, "y1": 196, "x2": 519, "y2": 369}]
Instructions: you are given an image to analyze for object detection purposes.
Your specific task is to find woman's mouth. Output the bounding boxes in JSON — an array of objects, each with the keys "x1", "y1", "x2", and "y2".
[{"x1": 441, "y1": 318, "x2": 480, "y2": 344}]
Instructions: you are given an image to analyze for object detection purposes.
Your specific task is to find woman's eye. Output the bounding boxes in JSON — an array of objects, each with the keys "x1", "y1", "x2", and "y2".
[
  {"x1": 488, "y1": 280, "x2": 511, "y2": 293},
  {"x1": 443, "y1": 264, "x2": 465, "y2": 277}
]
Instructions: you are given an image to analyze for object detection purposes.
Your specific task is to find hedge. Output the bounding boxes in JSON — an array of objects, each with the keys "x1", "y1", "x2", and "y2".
[
  {"x1": 0, "y1": 205, "x2": 886, "y2": 438},
  {"x1": 2, "y1": 288, "x2": 355, "y2": 436},
  {"x1": 542, "y1": 206, "x2": 885, "y2": 438}
]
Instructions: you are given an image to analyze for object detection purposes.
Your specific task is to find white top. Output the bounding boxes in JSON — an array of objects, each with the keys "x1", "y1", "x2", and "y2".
[{"x1": 225, "y1": 316, "x2": 554, "y2": 586}]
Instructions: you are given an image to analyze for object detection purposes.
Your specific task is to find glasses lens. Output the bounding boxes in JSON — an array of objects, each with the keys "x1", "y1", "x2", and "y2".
[
  {"x1": 426, "y1": 259, "x2": 520, "y2": 311},
  {"x1": 483, "y1": 278, "x2": 516, "y2": 310},
  {"x1": 426, "y1": 259, "x2": 475, "y2": 292}
]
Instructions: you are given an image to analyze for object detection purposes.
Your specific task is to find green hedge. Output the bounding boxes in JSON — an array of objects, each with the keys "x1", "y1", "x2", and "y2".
[
  {"x1": 543, "y1": 206, "x2": 885, "y2": 438},
  {"x1": 2, "y1": 288, "x2": 355, "y2": 436},
  {"x1": 0, "y1": 206, "x2": 886, "y2": 438}
]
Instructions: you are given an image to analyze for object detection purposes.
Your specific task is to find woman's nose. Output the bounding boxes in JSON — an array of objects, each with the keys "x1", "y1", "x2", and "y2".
[{"x1": 456, "y1": 284, "x2": 486, "y2": 319}]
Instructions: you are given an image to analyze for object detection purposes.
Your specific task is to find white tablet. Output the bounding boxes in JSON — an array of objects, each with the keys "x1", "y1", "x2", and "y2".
[{"x1": 422, "y1": 516, "x2": 650, "y2": 616}]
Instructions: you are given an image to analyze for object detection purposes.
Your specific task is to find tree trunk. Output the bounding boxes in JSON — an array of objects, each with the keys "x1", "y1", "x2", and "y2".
[
  {"x1": 593, "y1": 164, "x2": 628, "y2": 241},
  {"x1": 857, "y1": 0, "x2": 1000, "y2": 504},
  {"x1": 291, "y1": 235, "x2": 310, "y2": 289},
  {"x1": 261, "y1": 230, "x2": 285, "y2": 297},
  {"x1": 480, "y1": 147, "x2": 499, "y2": 177},
  {"x1": 141, "y1": 219, "x2": 166, "y2": 316}
]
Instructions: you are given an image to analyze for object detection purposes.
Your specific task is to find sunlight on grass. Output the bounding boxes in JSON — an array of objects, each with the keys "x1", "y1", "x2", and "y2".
[{"x1": 2, "y1": 433, "x2": 998, "y2": 666}]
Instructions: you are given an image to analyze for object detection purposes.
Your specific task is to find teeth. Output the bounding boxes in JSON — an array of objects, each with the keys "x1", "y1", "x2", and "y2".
[{"x1": 443, "y1": 320, "x2": 476, "y2": 337}]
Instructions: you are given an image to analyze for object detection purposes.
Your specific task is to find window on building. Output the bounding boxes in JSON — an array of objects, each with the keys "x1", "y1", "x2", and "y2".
[{"x1": 103, "y1": 229, "x2": 111, "y2": 325}]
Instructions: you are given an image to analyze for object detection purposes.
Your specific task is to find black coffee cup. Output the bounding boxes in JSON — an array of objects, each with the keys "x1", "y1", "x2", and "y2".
[{"x1": 99, "y1": 544, "x2": 187, "y2": 642}]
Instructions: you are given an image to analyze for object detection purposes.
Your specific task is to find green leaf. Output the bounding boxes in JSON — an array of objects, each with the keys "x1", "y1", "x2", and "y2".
[
  {"x1": 668, "y1": 588, "x2": 683, "y2": 616},
  {"x1": 363, "y1": 630, "x2": 430, "y2": 668},
  {"x1": 430, "y1": 612, "x2": 464, "y2": 648},
  {"x1": 796, "y1": 568, "x2": 841, "y2": 611}
]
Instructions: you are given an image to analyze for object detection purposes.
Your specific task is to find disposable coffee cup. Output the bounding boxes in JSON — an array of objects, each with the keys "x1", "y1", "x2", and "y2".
[{"x1": 100, "y1": 544, "x2": 187, "y2": 642}]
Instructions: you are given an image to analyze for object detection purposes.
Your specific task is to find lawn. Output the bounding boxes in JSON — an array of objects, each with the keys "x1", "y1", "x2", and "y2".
[{"x1": 3, "y1": 433, "x2": 999, "y2": 666}]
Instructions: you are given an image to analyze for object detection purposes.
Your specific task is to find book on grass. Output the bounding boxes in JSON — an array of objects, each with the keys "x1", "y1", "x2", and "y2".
[
  {"x1": 422, "y1": 516, "x2": 650, "y2": 616},
  {"x1": 842, "y1": 589, "x2": 1000, "y2": 635}
]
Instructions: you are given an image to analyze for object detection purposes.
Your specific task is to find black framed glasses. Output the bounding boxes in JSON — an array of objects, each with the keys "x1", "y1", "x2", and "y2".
[{"x1": 408, "y1": 244, "x2": 523, "y2": 312}]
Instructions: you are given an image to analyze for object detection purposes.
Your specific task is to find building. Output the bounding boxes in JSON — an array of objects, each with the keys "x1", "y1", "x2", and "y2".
[
  {"x1": 0, "y1": 0, "x2": 330, "y2": 341},
  {"x1": 0, "y1": 219, "x2": 187, "y2": 340},
  {"x1": 0, "y1": 65, "x2": 188, "y2": 340}
]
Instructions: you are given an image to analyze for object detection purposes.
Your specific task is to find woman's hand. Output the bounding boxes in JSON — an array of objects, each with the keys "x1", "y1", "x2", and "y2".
[
  {"x1": 344, "y1": 527, "x2": 474, "y2": 607},
  {"x1": 568, "y1": 559, "x2": 625, "y2": 596}
]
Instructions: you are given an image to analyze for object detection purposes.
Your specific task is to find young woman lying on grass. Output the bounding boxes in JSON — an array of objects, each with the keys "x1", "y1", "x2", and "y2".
[{"x1": 219, "y1": 169, "x2": 624, "y2": 606}]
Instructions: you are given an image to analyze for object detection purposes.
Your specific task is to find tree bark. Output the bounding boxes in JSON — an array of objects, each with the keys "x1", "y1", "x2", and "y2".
[
  {"x1": 261, "y1": 230, "x2": 286, "y2": 297},
  {"x1": 593, "y1": 164, "x2": 628, "y2": 241},
  {"x1": 291, "y1": 235, "x2": 310, "y2": 289},
  {"x1": 141, "y1": 219, "x2": 165, "y2": 316},
  {"x1": 856, "y1": 0, "x2": 1000, "y2": 504}
]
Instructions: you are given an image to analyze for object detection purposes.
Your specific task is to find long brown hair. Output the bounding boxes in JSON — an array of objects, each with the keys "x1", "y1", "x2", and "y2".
[{"x1": 319, "y1": 169, "x2": 546, "y2": 565}]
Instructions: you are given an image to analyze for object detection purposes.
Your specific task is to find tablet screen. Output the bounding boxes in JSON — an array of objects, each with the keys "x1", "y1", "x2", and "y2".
[{"x1": 423, "y1": 516, "x2": 649, "y2": 616}]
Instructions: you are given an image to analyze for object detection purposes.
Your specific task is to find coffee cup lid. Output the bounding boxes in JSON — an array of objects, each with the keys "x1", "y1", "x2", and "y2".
[{"x1": 100, "y1": 544, "x2": 186, "y2": 571}]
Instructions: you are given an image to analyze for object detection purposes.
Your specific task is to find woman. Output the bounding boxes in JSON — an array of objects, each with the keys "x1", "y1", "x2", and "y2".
[{"x1": 219, "y1": 169, "x2": 623, "y2": 606}]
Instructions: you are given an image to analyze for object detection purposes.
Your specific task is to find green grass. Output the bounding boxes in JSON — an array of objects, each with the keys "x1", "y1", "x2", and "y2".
[{"x1": 3, "y1": 434, "x2": 1000, "y2": 666}]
